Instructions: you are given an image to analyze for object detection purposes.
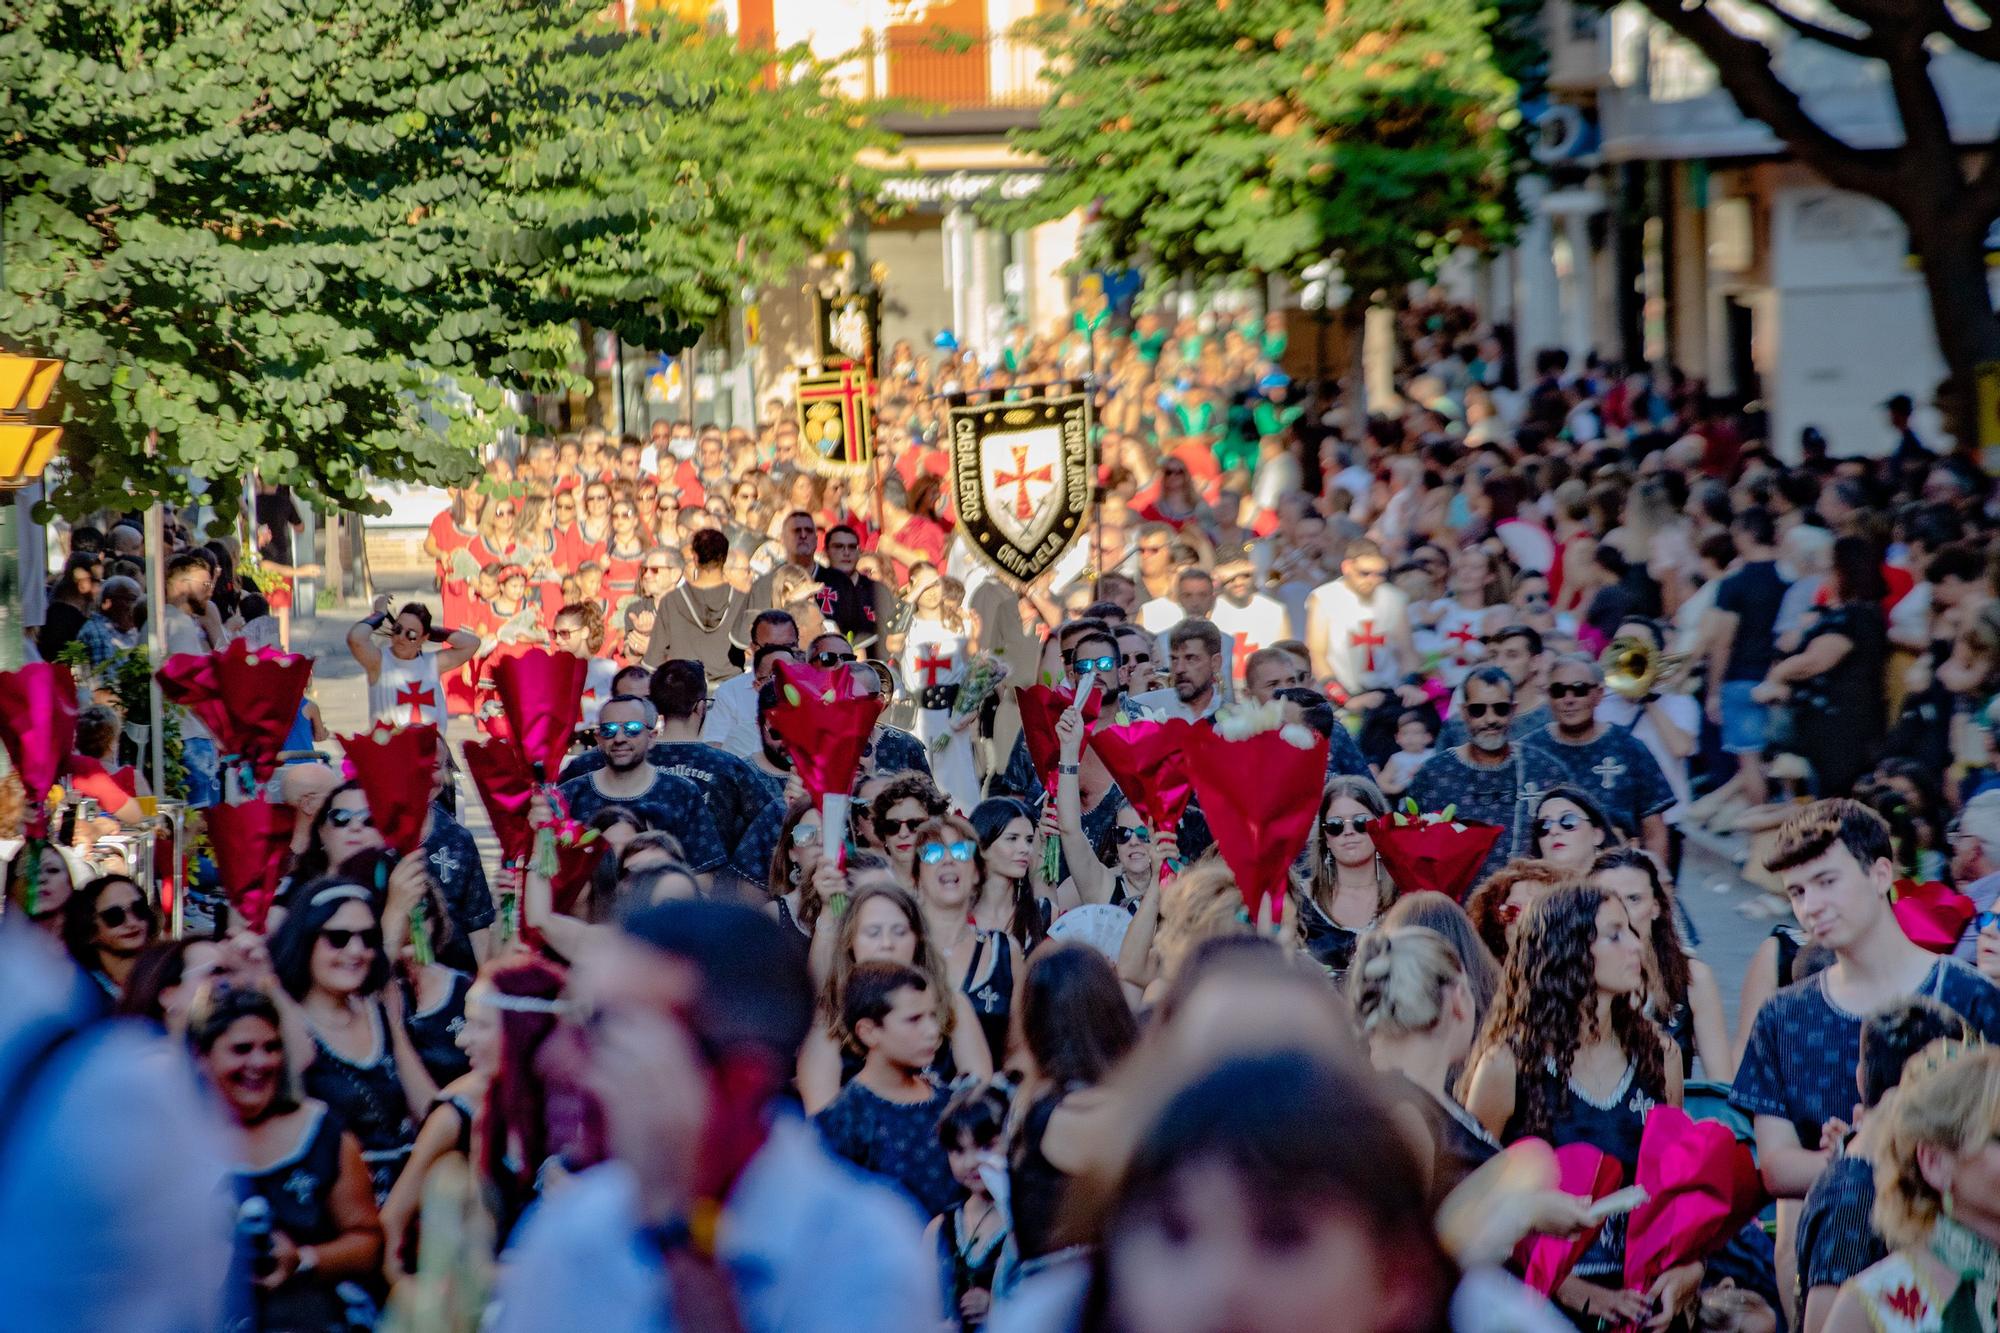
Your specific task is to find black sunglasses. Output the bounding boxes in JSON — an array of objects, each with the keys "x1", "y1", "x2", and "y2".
[
  {"x1": 1322, "y1": 816, "x2": 1372, "y2": 837},
  {"x1": 877, "y1": 815, "x2": 927, "y2": 836},
  {"x1": 811, "y1": 650, "x2": 857, "y2": 668},
  {"x1": 98, "y1": 900, "x2": 155, "y2": 930},
  {"x1": 321, "y1": 927, "x2": 384, "y2": 952},
  {"x1": 1548, "y1": 682, "x2": 1597, "y2": 699},
  {"x1": 326, "y1": 807, "x2": 372, "y2": 829},
  {"x1": 1464, "y1": 701, "x2": 1514, "y2": 720},
  {"x1": 1537, "y1": 812, "x2": 1585, "y2": 835},
  {"x1": 1116, "y1": 825, "x2": 1152, "y2": 845}
]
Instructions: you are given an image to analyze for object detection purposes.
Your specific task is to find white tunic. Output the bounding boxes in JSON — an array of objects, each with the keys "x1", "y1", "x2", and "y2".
[
  {"x1": 577, "y1": 657, "x2": 621, "y2": 726},
  {"x1": 901, "y1": 617, "x2": 980, "y2": 813},
  {"x1": 1429, "y1": 599, "x2": 1490, "y2": 687},
  {"x1": 1306, "y1": 578, "x2": 1410, "y2": 695},
  {"x1": 370, "y1": 648, "x2": 445, "y2": 729},
  {"x1": 1208, "y1": 593, "x2": 1288, "y2": 683}
]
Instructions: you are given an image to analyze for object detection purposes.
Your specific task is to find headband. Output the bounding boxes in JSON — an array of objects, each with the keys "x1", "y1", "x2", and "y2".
[
  {"x1": 475, "y1": 992, "x2": 568, "y2": 1016},
  {"x1": 309, "y1": 885, "x2": 371, "y2": 910}
]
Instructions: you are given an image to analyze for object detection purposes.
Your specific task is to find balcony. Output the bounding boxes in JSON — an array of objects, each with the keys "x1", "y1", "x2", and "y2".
[{"x1": 864, "y1": 28, "x2": 1049, "y2": 135}]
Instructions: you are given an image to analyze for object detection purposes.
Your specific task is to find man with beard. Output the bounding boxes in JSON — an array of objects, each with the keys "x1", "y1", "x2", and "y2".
[
  {"x1": 1436, "y1": 624, "x2": 1552, "y2": 750},
  {"x1": 1527, "y1": 654, "x2": 1674, "y2": 864},
  {"x1": 1127, "y1": 619, "x2": 1225, "y2": 723},
  {"x1": 1209, "y1": 556, "x2": 1288, "y2": 686},
  {"x1": 704, "y1": 611, "x2": 800, "y2": 760},
  {"x1": 557, "y1": 695, "x2": 726, "y2": 881},
  {"x1": 814, "y1": 525, "x2": 893, "y2": 662},
  {"x1": 750, "y1": 511, "x2": 820, "y2": 613},
  {"x1": 1408, "y1": 666, "x2": 1570, "y2": 888},
  {"x1": 1305, "y1": 537, "x2": 1422, "y2": 764},
  {"x1": 802, "y1": 633, "x2": 932, "y2": 778},
  {"x1": 647, "y1": 661, "x2": 784, "y2": 864}
]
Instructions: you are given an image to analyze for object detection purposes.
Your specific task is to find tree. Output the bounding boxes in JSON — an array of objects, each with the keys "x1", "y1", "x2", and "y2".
[
  {"x1": 1002, "y1": 0, "x2": 1515, "y2": 397},
  {"x1": 0, "y1": 1, "x2": 876, "y2": 521},
  {"x1": 1588, "y1": 1, "x2": 2000, "y2": 440}
]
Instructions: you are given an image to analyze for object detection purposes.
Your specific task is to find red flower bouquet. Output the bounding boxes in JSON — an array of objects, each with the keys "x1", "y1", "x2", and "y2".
[
  {"x1": 768, "y1": 660, "x2": 885, "y2": 859},
  {"x1": 461, "y1": 737, "x2": 536, "y2": 869},
  {"x1": 1366, "y1": 801, "x2": 1505, "y2": 903},
  {"x1": 213, "y1": 639, "x2": 313, "y2": 780},
  {"x1": 337, "y1": 723, "x2": 438, "y2": 857},
  {"x1": 1183, "y1": 705, "x2": 1329, "y2": 919},
  {"x1": 0, "y1": 663, "x2": 79, "y2": 840},
  {"x1": 544, "y1": 820, "x2": 611, "y2": 918},
  {"x1": 156, "y1": 652, "x2": 235, "y2": 747},
  {"x1": 1892, "y1": 878, "x2": 1976, "y2": 954},
  {"x1": 1015, "y1": 680, "x2": 1105, "y2": 796},
  {"x1": 492, "y1": 648, "x2": 588, "y2": 779},
  {"x1": 204, "y1": 797, "x2": 295, "y2": 933},
  {"x1": 1620, "y1": 1107, "x2": 1764, "y2": 1314},
  {"x1": 1512, "y1": 1141, "x2": 1624, "y2": 1297},
  {"x1": 1085, "y1": 716, "x2": 1196, "y2": 837}
]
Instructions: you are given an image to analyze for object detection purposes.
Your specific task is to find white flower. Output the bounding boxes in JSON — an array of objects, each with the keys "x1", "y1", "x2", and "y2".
[{"x1": 1279, "y1": 723, "x2": 1317, "y2": 750}]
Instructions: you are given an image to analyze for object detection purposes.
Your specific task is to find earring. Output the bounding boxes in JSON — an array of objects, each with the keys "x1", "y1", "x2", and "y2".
[{"x1": 1944, "y1": 1182, "x2": 1957, "y2": 1218}]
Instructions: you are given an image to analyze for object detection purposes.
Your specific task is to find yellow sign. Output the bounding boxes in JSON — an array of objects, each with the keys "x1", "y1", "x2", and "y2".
[{"x1": 1978, "y1": 361, "x2": 2000, "y2": 450}]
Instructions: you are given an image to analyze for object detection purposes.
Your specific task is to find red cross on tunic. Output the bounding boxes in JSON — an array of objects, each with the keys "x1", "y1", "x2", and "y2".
[
  {"x1": 1445, "y1": 625, "x2": 1481, "y2": 663},
  {"x1": 396, "y1": 681, "x2": 437, "y2": 725},
  {"x1": 915, "y1": 646, "x2": 953, "y2": 690},
  {"x1": 1230, "y1": 631, "x2": 1256, "y2": 674},
  {"x1": 993, "y1": 445, "x2": 1053, "y2": 522},
  {"x1": 1349, "y1": 620, "x2": 1386, "y2": 674},
  {"x1": 813, "y1": 583, "x2": 841, "y2": 616}
]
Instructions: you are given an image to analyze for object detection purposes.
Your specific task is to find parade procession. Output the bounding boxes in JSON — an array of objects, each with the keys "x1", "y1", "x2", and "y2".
[{"x1": 8, "y1": 1, "x2": 2000, "y2": 1331}]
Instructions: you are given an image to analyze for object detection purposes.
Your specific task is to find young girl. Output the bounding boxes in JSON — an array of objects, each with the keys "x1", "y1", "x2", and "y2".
[{"x1": 928, "y1": 1078, "x2": 1013, "y2": 1332}]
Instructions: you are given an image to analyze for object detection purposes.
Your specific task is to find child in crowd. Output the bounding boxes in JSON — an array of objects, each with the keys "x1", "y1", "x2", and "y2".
[
  {"x1": 1377, "y1": 706, "x2": 1440, "y2": 797},
  {"x1": 813, "y1": 961, "x2": 962, "y2": 1219},
  {"x1": 927, "y1": 1077, "x2": 1012, "y2": 1332}
]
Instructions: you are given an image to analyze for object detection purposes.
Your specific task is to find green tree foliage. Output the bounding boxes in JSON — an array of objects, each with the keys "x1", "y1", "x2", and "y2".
[
  {"x1": 1003, "y1": 0, "x2": 1517, "y2": 299},
  {"x1": 0, "y1": 1, "x2": 877, "y2": 520}
]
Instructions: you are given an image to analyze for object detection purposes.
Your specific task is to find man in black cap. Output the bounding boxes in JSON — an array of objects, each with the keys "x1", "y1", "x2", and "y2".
[{"x1": 497, "y1": 901, "x2": 933, "y2": 1332}]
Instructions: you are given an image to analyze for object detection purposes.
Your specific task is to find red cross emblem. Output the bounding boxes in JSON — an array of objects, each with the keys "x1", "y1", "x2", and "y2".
[
  {"x1": 813, "y1": 583, "x2": 840, "y2": 616},
  {"x1": 1445, "y1": 625, "x2": 1480, "y2": 663},
  {"x1": 1349, "y1": 620, "x2": 1385, "y2": 673},
  {"x1": 1230, "y1": 631, "x2": 1256, "y2": 675},
  {"x1": 915, "y1": 645, "x2": 953, "y2": 690},
  {"x1": 395, "y1": 681, "x2": 437, "y2": 725},
  {"x1": 993, "y1": 444, "x2": 1053, "y2": 522}
]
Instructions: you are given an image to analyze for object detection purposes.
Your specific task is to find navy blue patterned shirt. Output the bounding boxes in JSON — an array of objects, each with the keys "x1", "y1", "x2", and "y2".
[
  {"x1": 1733, "y1": 959, "x2": 2000, "y2": 1148},
  {"x1": 813, "y1": 1081, "x2": 962, "y2": 1220},
  {"x1": 1796, "y1": 1153, "x2": 1882, "y2": 1303},
  {"x1": 1524, "y1": 724, "x2": 1674, "y2": 838},
  {"x1": 557, "y1": 769, "x2": 726, "y2": 872}
]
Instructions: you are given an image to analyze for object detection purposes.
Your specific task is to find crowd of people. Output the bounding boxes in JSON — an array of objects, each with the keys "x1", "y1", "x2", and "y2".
[{"x1": 12, "y1": 295, "x2": 2000, "y2": 1333}]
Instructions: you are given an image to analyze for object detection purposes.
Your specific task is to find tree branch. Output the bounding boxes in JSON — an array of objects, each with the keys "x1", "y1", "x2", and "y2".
[
  {"x1": 1628, "y1": 0, "x2": 1903, "y2": 201},
  {"x1": 1762, "y1": 3, "x2": 1875, "y2": 59},
  {"x1": 1967, "y1": 142, "x2": 2000, "y2": 228},
  {"x1": 1933, "y1": 4, "x2": 2000, "y2": 64}
]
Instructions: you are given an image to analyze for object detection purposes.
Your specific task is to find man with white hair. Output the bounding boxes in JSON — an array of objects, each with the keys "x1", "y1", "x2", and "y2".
[{"x1": 1949, "y1": 790, "x2": 2000, "y2": 961}]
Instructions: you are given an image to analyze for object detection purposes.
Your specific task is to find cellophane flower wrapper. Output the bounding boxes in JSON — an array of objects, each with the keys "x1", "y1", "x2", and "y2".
[
  {"x1": 932, "y1": 656, "x2": 1010, "y2": 757},
  {"x1": 546, "y1": 825, "x2": 609, "y2": 918},
  {"x1": 205, "y1": 797, "x2": 295, "y2": 933},
  {"x1": 492, "y1": 648, "x2": 588, "y2": 778},
  {"x1": 1086, "y1": 716, "x2": 1196, "y2": 841},
  {"x1": 1892, "y1": 878, "x2": 1976, "y2": 954},
  {"x1": 213, "y1": 639, "x2": 314, "y2": 781},
  {"x1": 1184, "y1": 722, "x2": 1329, "y2": 919},
  {"x1": 1015, "y1": 681, "x2": 1104, "y2": 795},
  {"x1": 337, "y1": 723, "x2": 438, "y2": 856},
  {"x1": 1511, "y1": 1140, "x2": 1623, "y2": 1297},
  {"x1": 769, "y1": 660, "x2": 884, "y2": 807},
  {"x1": 156, "y1": 652, "x2": 236, "y2": 746},
  {"x1": 461, "y1": 737, "x2": 537, "y2": 868},
  {"x1": 0, "y1": 664, "x2": 79, "y2": 840},
  {"x1": 1619, "y1": 1106, "x2": 1764, "y2": 1317},
  {"x1": 1366, "y1": 809, "x2": 1504, "y2": 903}
]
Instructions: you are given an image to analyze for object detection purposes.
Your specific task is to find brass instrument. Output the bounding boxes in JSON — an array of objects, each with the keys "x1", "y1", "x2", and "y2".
[{"x1": 1601, "y1": 636, "x2": 1691, "y2": 699}]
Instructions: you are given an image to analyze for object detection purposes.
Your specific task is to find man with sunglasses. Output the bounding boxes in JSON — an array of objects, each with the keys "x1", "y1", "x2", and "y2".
[
  {"x1": 704, "y1": 612, "x2": 801, "y2": 760},
  {"x1": 495, "y1": 900, "x2": 934, "y2": 1332},
  {"x1": 750, "y1": 510, "x2": 822, "y2": 611},
  {"x1": 348, "y1": 596, "x2": 479, "y2": 730},
  {"x1": 1305, "y1": 537, "x2": 1422, "y2": 764},
  {"x1": 1409, "y1": 665, "x2": 1571, "y2": 888},
  {"x1": 1525, "y1": 654, "x2": 1673, "y2": 865},
  {"x1": 800, "y1": 635, "x2": 932, "y2": 779},
  {"x1": 556, "y1": 696, "x2": 726, "y2": 882},
  {"x1": 1435, "y1": 624, "x2": 1552, "y2": 750}
]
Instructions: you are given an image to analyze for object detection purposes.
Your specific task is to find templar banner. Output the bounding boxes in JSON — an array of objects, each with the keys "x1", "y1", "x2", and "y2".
[
  {"x1": 796, "y1": 364, "x2": 875, "y2": 477},
  {"x1": 947, "y1": 390, "x2": 1094, "y2": 589}
]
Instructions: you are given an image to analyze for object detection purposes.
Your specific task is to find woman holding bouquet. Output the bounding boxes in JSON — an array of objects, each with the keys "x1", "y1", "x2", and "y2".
[
  {"x1": 1052, "y1": 709, "x2": 1168, "y2": 915},
  {"x1": 899, "y1": 570, "x2": 984, "y2": 813},
  {"x1": 1464, "y1": 882, "x2": 1690, "y2": 1328},
  {"x1": 1298, "y1": 777, "x2": 1397, "y2": 978}
]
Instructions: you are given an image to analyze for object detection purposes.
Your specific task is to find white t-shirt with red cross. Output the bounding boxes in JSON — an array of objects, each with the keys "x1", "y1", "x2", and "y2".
[
  {"x1": 1306, "y1": 578, "x2": 1409, "y2": 695},
  {"x1": 1209, "y1": 593, "x2": 1290, "y2": 682},
  {"x1": 1427, "y1": 598, "x2": 1490, "y2": 687}
]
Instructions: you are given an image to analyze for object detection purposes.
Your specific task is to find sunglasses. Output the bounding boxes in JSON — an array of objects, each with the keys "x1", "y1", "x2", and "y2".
[
  {"x1": 98, "y1": 900, "x2": 155, "y2": 930},
  {"x1": 920, "y1": 841, "x2": 977, "y2": 865},
  {"x1": 1116, "y1": 825, "x2": 1152, "y2": 845},
  {"x1": 1322, "y1": 816, "x2": 1372, "y2": 837},
  {"x1": 321, "y1": 926, "x2": 384, "y2": 952},
  {"x1": 878, "y1": 816, "x2": 927, "y2": 836},
  {"x1": 811, "y1": 650, "x2": 858, "y2": 668},
  {"x1": 1979, "y1": 911, "x2": 2000, "y2": 934},
  {"x1": 326, "y1": 807, "x2": 373, "y2": 829},
  {"x1": 1537, "y1": 812, "x2": 1585, "y2": 835},
  {"x1": 1464, "y1": 701, "x2": 1514, "y2": 720},
  {"x1": 1070, "y1": 654, "x2": 1118, "y2": 675},
  {"x1": 598, "y1": 720, "x2": 649, "y2": 739},
  {"x1": 1548, "y1": 682, "x2": 1596, "y2": 699}
]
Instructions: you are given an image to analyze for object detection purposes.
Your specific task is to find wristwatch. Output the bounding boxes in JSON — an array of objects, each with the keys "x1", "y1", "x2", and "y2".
[
  {"x1": 1057, "y1": 763, "x2": 1081, "y2": 776},
  {"x1": 296, "y1": 1245, "x2": 319, "y2": 1276}
]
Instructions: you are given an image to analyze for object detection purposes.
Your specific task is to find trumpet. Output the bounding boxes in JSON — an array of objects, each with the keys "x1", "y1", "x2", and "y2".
[{"x1": 1600, "y1": 636, "x2": 1691, "y2": 699}]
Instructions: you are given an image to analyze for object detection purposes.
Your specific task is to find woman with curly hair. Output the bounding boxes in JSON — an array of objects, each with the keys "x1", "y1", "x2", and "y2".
[
  {"x1": 1464, "y1": 882, "x2": 1689, "y2": 1328},
  {"x1": 1591, "y1": 846, "x2": 1733, "y2": 1082},
  {"x1": 1821, "y1": 1043, "x2": 2000, "y2": 1333},
  {"x1": 872, "y1": 774, "x2": 948, "y2": 888},
  {"x1": 1463, "y1": 857, "x2": 1569, "y2": 962},
  {"x1": 795, "y1": 882, "x2": 992, "y2": 1113}
]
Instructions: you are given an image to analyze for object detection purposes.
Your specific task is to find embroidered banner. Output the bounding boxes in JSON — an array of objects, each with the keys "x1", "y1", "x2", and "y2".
[{"x1": 947, "y1": 390, "x2": 1094, "y2": 589}]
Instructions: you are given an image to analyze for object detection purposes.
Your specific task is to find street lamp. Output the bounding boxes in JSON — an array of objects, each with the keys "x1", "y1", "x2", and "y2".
[{"x1": 0, "y1": 353, "x2": 64, "y2": 671}]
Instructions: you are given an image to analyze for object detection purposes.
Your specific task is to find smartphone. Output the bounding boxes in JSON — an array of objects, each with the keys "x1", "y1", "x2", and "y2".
[{"x1": 1585, "y1": 1185, "x2": 1649, "y2": 1225}]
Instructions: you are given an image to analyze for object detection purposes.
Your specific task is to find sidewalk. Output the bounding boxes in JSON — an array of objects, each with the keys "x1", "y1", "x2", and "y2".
[{"x1": 292, "y1": 601, "x2": 500, "y2": 872}]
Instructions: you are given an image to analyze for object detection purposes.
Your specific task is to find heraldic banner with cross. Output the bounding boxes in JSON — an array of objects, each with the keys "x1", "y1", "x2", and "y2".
[
  {"x1": 946, "y1": 391, "x2": 1094, "y2": 589},
  {"x1": 796, "y1": 364, "x2": 875, "y2": 477}
]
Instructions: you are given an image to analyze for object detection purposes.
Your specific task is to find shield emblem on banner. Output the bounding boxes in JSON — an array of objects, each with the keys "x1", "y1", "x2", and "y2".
[{"x1": 948, "y1": 392, "x2": 1095, "y2": 589}]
